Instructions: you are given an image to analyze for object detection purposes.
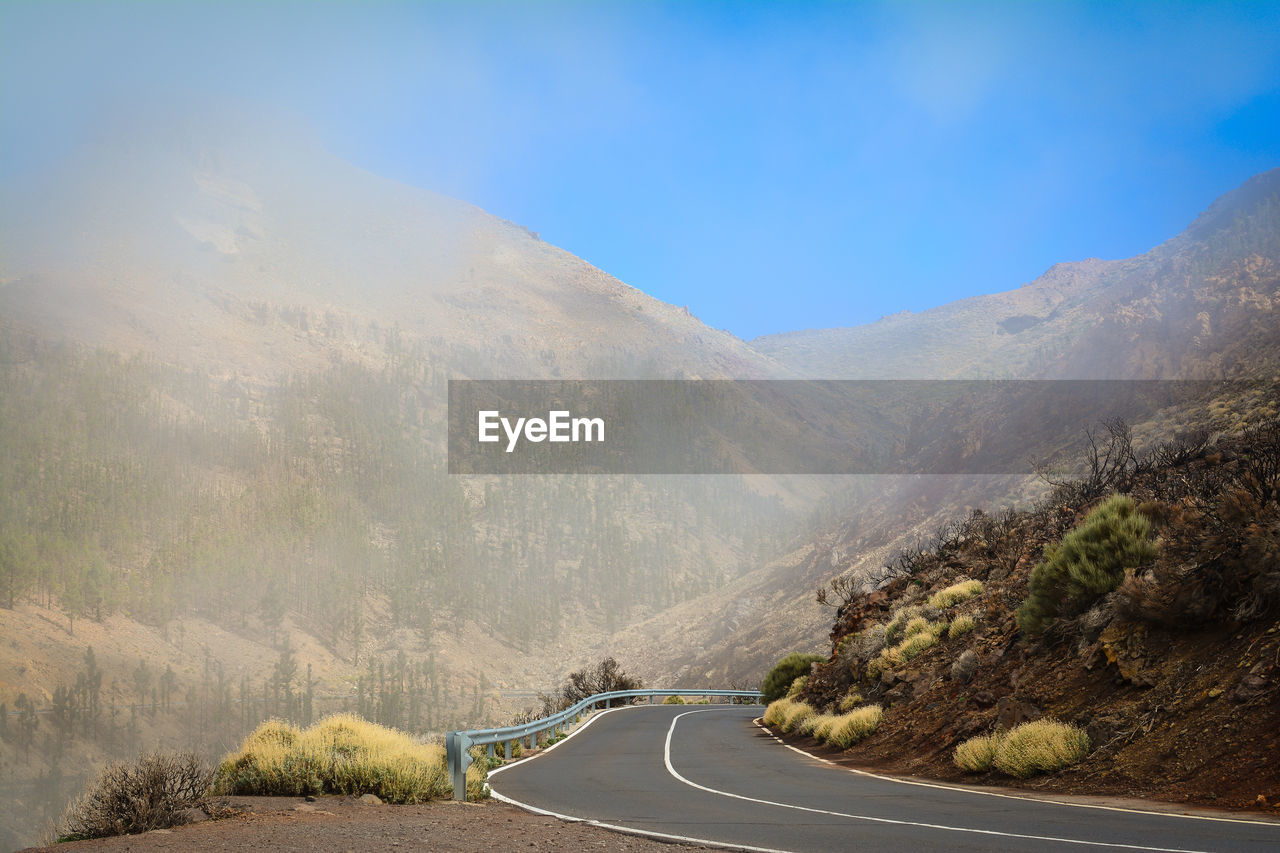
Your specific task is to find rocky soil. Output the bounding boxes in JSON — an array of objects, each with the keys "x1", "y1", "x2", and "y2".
[{"x1": 21, "y1": 796, "x2": 710, "y2": 852}]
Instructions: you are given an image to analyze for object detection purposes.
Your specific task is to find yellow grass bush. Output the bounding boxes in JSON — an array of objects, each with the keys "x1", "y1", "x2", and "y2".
[
  {"x1": 762, "y1": 698, "x2": 792, "y2": 728},
  {"x1": 928, "y1": 580, "x2": 984, "y2": 610},
  {"x1": 838, "y1": 691, "x2": 863, "y2": 712},
  {"x1": 954, "y1": 720, "x2": 1090, "y2": 778},
  {"x1": 214, "y1": 714, "x2": 452, "y2": 803},
  {"x1": 811, "y1": 713, "x2": 841, "y2": 741},
  {"x1": 903, "y1": 616, "x2": 932, "y2": 638},
  {"x1": 781, "y1": 701, "x2": 816, "y2": 733},
  {"x1": 992, "y1": 719, "x2": 1090, "y2": 778},
  {"x1": 953, "y1": 732, "x2": 1001, "y2": 772},
  {"x1": 823, "y1": 705, "x2": 883, "y2": 749},
  {"x1": 947, "y1": 614, "x2": 977, "y2": 639}
]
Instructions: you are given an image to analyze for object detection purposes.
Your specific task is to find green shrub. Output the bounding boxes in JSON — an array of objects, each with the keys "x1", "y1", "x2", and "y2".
[
  {"x1": 761, "y1": 653, "x2": 825, "y2": 702},
  {"x1": 662, "y1": 695, "x2": 686, "y2": 704},
  {"x1": 1017, "y1": 495, "x2": 1157, "y2": 635},
  {"x1": 947, "y1": 614, "x2": 976, "y2": 639},
  {"x1": 786, "y1": 676, "x2": 808, "y2": 698},
  {"x1": 992, "y1": 720, "x2": 1090, "y2": 778},
  {"x1": 214, "y1": 714, "x2": 452, "y2": 804},
  {"x1": 928, "y1": 579, "x2": 984, "y2": 609}
]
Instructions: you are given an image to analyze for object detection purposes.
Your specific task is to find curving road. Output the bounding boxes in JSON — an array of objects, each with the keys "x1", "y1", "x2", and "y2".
[{"x1": 488, "y1": 704, "x2": 1280, "y2": 853}]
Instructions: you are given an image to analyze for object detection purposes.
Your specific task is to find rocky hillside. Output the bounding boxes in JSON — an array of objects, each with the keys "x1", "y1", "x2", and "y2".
[
  {"x1": 612, "y1": 168, "x2": 1280, "y2": 691},
  {"x1": 791, "y1": 418, "x2": 1280, "y2": 812},
  {"x1": 754, "y1": 169, "x2": 1280, "y2": 381}
]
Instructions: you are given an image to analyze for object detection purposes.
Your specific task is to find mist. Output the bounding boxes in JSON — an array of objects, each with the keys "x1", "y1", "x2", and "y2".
[{"x1": 2, "y1": 2, "x2": 1280, "y2": 848}]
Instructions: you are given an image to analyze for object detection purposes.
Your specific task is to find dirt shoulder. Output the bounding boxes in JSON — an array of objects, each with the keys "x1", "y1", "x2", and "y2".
[{"x1": 20, "y1": 796, "x2": 713, "y2": 852}]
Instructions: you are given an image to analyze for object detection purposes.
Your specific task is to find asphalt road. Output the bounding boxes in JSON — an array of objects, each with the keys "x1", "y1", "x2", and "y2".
[{"x1": 488, "y1": 704, "x2": 1280, "y2": 853}]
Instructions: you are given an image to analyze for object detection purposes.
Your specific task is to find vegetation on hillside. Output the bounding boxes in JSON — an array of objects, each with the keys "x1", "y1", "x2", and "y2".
[
  {"x1": 785, "y1": 414, "x2": 1280, "y2": 802},
  {"x1": 760, "y1": 653, "x2": 825, "y2": 702},
  {"x1": 213, "y1": 713, "x2": 477, "y2": 803}
]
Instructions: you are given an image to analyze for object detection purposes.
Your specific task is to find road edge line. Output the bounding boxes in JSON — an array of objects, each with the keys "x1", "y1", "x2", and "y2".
[
  {"x1": 752, "y1": 717, "x2": 1280, "y2": 828},
  {"x1": 662, "y1": 709, "x2": 1209, "y2": 853}
]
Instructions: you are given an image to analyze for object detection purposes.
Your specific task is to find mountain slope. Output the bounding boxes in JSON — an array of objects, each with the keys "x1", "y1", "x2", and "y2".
[
  {"x1": 753, "y1": 169, "x2": 1280, "y2": 381},
  {"x1": 612, "y1": 168, "x2": 1280, "y2": 688},
  {"x1": 1, "y1": 101, "x2": 783, "y2": 382}
]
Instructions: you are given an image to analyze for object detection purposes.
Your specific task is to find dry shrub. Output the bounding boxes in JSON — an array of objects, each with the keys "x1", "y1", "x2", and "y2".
[
  {"x1": 955, "y1": 720, "x2": 1088, "y2": 777},
  {"x1": 824, "y1": 705, "x2": 883, "y2": 749},
  {"x1": 991, "y1": 720, "x2": 1089, "y2": 778},
  {"x1": 60, "y1": 751, "x2": 212, "y2": 840},
  {"x1": 838, "y1": 691, "x2": 863, "y2": 712},
  {"x1": 928, "y1": 579, "x2": 984, "y2": 609},
  {"x1": 947, "y1": 614, "x2": 976, "y2": 638},
  {"x1": 953, "y1": 733, "x2": 1001, "y2": 773},
  {"x1": 812, "y1": 713, "x2": 842, "y2": 740},
  {"x1": 781, "y1": 701, "x2": 816, "y2": 733},
  {"x1": 215, "y1": 714, "x2": 452, "y2": 804},
  {"x1": 762, "y1": 698, "x2": 793, "y2": 728}
]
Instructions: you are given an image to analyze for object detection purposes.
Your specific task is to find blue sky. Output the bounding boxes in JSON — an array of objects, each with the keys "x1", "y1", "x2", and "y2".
[{"x1": 3, "y1": 1, "x2": 1279, "y2": 339}]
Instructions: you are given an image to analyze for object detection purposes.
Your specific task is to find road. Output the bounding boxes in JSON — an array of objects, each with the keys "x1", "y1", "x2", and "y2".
[{"x1": 488, "y1": 704, "x2": 1280, "y2": 853}]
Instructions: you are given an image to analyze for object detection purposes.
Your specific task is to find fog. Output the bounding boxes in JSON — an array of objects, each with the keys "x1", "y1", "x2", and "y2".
[{"x1": 2, "y1": 2, "x2": 1278, "y2": 848}]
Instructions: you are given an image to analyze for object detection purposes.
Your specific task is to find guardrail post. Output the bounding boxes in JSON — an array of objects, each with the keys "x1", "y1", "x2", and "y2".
[
  {"x1": 446, "y1": 731, "x2": 473, "y2": 801},
  {"x1": 505, "y1": 739, "x2": 513, "y2": 759},
  {"x1": 487, "y1": 742, "x2": 495, "y2": 759}
]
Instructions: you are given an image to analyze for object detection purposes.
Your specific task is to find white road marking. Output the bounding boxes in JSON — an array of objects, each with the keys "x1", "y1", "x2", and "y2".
[
  {"x1": 751, "y1": 716, "x2": 1280, "y2": 828},
  {"x1": 488, "y1": 787, "x2": 795, "y2": 853},
  {"x1": 490, "y1": 703, "x2": 795, "y2": 851},
  {"x1": 664, "y1": 709, "x2": 1215, "y2": 852}
]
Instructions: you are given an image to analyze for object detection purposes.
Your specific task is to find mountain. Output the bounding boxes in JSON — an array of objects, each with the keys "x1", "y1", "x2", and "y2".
[
  {"x1": 753, "y1": 168, "x2": 1280, "y2": 381},
  {"x1": 612, "y1": 168, "x2": 1280, "y2": 689},
  {"x1": 1, "y1": 101, "x2": 782, "y2": 382},
  {"x1": 0, "y1": 103, "x2": 812, "y2": 848}
]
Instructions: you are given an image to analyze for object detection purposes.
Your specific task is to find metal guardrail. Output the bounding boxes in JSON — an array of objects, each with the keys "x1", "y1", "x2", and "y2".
[{"x1": 445, "y1": 687, "x2": 764, "y2": 800}]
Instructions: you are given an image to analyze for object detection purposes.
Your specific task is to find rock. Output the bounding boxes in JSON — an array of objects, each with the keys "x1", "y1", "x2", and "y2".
[
  {"x1": 1099, "y1": 620, "x2": 1156, "y2": 687},
  {"x1": 359, "y1": 793, "x2": 383, "y2": 805},
  {"x1": 1228, "y1": 674, "x2": 1269, "y2": 703},
  {"x1": 996, "y1": 696, "x2": 1039, "y2": 730},
  {"x1": 951, "y1": 650, "x2": 979, "y2": 684},
  {"x1": 884, "y1": 682, "x2": 913, "y2": 706},
  {"x1": 305, "y1": 795, "x2": 317, "y2": 802},
  {"x1": 182, "y1": 807, "x2": 207, "y2": 824},
  {"x1": 971, "y1": 690, "x2": 996, "y2": 708}
]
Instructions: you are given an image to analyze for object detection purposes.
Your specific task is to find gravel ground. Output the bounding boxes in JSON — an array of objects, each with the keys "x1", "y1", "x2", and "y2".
[{"x1": 21, "y1": 796, "x2": 713, "y2": 852}]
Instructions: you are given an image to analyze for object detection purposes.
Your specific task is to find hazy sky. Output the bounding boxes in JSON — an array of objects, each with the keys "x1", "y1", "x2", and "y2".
[{"x1": 3, "y1": 1, "x2": 1279, "y2": 339}]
